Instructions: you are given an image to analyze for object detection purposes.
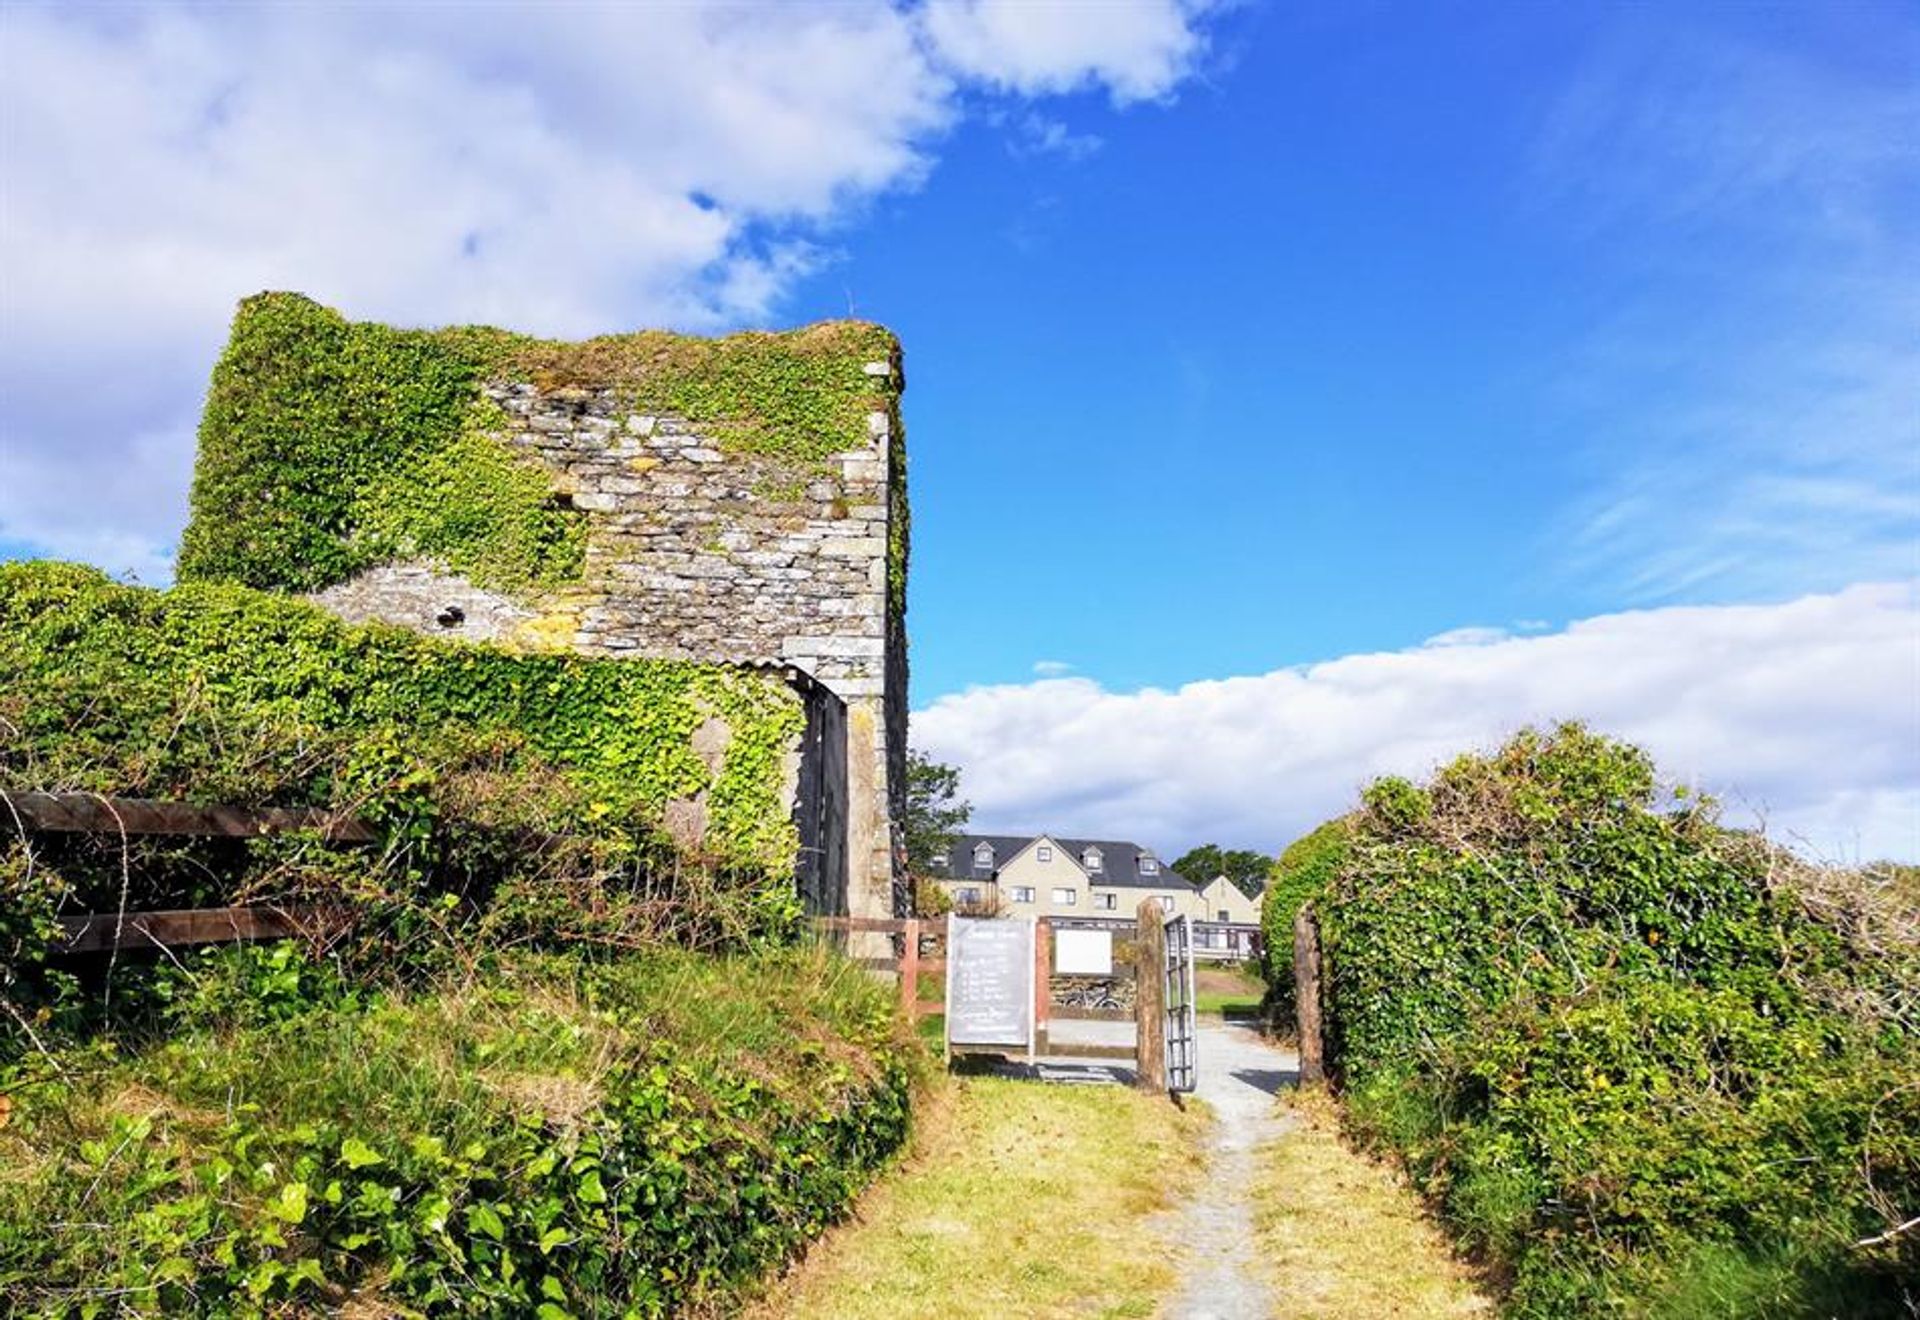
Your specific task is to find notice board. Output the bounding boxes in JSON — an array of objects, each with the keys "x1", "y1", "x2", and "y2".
[{"x1": 945, "y1": 916, "x2": 1034, "y2": 1054}]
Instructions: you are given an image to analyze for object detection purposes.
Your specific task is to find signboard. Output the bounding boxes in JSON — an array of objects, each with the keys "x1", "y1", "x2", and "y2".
[
  {"x1": 1055, "y1": 927, "x2": 1113, "y2": 976},
  {"x1": 945, "y1": 915, "x2": 1035, "y2": 1055}
]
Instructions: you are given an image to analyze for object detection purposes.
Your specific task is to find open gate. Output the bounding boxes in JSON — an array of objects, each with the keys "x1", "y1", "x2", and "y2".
[{"x1": 1164, "y1": 912, "x2": 1197, "y2": 1093}]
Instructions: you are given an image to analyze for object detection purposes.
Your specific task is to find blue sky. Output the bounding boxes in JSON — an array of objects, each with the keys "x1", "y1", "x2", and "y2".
[{"x1": 2, "y1": 1, "x2": 1915, "y2": 857}]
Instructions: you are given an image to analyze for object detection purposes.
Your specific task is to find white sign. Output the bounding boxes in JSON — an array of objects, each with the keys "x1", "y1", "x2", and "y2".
[{"x1": 1055, "y1": 927, "x2": 1113, "y2": 976}]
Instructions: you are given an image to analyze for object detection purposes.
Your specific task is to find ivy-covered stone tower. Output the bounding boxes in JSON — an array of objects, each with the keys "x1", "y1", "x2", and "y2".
[{"x1": 179, "y1": 293, "x2": 909, "y2": 921}]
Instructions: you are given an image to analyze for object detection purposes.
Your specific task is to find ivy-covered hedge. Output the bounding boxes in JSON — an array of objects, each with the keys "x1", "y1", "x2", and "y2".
[
  {"x1": 0, "y1": 943, "x2": 918, "y2": 1317},
  {"x1": 1258, "y1": 817, "x2": 1349, "y2": 1021},
  {"x1": 1, "y1": 561, "x2": 801, "y2": 869},
  {"x1": 1309, "y1": 724, "x2": 1918, "y2": 1317},
  {"x1": 0, "y1": 560, "x2": 810, "y2": 1057},
  {"x1": 179, "y1": 292, "x2": 900, "y2": 597}
]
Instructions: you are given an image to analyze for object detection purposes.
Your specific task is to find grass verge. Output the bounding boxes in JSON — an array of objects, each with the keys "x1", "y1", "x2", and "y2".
[
  {"x1": 1194, "y1": 964, "x2": 1264, "y2": 1018},
  {"x1": 756, "y1": 1074, "x2": 1207, "y2": 1320},
  {"x1": 1252, "y1": 1087, "x2": 1492, "y2": 1318},
  {"x1": 0, "y1": 943, "x2": 918, "y2": 1316}
]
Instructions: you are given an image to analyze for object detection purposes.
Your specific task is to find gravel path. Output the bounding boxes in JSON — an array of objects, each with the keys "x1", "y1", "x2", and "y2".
[{"x1": 1158, "y1": 1020, "x2": 1298, "y2": 1320}]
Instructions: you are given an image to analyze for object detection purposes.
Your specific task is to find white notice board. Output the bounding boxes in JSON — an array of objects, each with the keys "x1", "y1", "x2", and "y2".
[
  {"x1": 944, "y1": 916, "x2": 1035, "y2": 1057},
  {"x1": 1055, "y1": 927, "x2": 1114, "y2": 976}
]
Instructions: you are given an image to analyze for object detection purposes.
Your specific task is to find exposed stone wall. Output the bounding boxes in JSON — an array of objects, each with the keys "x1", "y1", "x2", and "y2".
[{"x1": 479, "y1": 356, "x2": 905, "y2": 920}]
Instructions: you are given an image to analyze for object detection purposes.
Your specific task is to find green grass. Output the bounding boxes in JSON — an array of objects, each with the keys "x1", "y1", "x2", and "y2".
[
  {"x1": 757, "y1": 1075, "x2": 1207, "y2": 1319},
  {"x1": 0, "y1": 943, "x2": 919, "y2": 1315},
  {"x1": 1252, "y1": 1088, "x2": 1492, "y2": 1318},
  {"x1": 1195, "y1": 964, "x2": 1265, "y2": 1018}
]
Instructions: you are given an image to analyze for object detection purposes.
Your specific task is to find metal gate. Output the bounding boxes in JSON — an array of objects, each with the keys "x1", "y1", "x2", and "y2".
[{"x1": 1164, "y1": 912, "x2": 1197, "y2": 1093}]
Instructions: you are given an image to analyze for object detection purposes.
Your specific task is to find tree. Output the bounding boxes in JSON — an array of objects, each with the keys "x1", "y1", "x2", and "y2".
[
  {"x1": 1171, "y1": 844, "x2": 1272, "y2": 898},
  {"x1": 903, "y1": 749, "x2": 970, "y2": 876}
]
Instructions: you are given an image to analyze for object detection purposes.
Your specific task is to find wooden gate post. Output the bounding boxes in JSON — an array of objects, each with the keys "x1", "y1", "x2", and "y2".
[
  {"x1": 899, "y1": 918, "x2": 921, "y2": 1019},
  {"x1": 1294, "y1": 902, "x2": 1325, "y2": 1086},
  {"x1": 1034, "y1": 917, "x2": 1051, "y2": 1052},
  {"x1": 1135, "y1": 900, "x2": 1168, "y2": 1093}
]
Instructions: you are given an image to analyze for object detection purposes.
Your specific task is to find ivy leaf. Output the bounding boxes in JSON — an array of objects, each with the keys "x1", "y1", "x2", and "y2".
[
  {"x1": 340, "y1": 1137, "x2": 383, "y2": 1169},
  {"x1": 467, "y1": 1202, "x2": 507, "y2": 1241},
  {"x1": 268, "y1": 1180, "x2": 309, "y2": 1224}
]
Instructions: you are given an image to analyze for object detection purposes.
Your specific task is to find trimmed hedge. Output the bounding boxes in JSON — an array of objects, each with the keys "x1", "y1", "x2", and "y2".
[{"x1": 1311, "y1": 724, "x2": 1918, "y2": 1316}]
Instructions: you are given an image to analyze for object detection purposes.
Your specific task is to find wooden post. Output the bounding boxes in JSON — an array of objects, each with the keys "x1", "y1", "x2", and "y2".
[
  {"x1": 899, "y1": 918, "x2": 921, "y2": 1019},
  {"x1": 1294, "y1": 901, "x2": 1325, "y2": 1086},
  {"x1": 1034, "y1": 917, "x2": 1051, "y2": 1052},
  {"x1": 1134, "y1": 900, "x2": 1167, "y2": 1094}
]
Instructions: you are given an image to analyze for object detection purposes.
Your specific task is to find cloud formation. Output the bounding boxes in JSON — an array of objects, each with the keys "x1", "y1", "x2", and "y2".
[
  {"x1": 913, "y1": 582, "x2": 1920, "y2": 862},
  {"x1": 0, "y1": 0, "x2": 1214, "y2": 582}
]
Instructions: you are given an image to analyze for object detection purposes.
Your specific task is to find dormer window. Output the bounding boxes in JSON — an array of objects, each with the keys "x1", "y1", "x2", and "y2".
[
  {"x1": 973, "y1": 842, "x2": 994, "y2": 870},
  {"x1": 1140, "y1": 855, "x2": 1159, "y2": 876},
  {"x1": 1082, "y1": 847, "x2": 1103, "y2": 873},
  {"x1": 931, "y1": 851, "x2": 948, "y2": 870}
]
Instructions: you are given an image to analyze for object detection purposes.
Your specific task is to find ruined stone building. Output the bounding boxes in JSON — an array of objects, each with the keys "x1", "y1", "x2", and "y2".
[{"x1": 178, "y1": 293, "x2": 908, "y2": 921}]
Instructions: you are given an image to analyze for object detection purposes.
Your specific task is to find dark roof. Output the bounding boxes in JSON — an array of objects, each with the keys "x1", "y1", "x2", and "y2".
[{"x1": 928, "y1": 833, "x2": 1198, "y2": 893}]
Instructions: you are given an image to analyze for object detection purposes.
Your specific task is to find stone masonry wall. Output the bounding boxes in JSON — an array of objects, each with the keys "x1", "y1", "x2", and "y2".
[{"x1": 481, "y1": 358, "x2": 905, "y2": 921}]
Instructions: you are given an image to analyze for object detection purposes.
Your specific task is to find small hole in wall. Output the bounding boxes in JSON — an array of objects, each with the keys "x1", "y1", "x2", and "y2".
[
  {"x1": 436, "y1": 605, "x2": 466, "y2": 629},
  {"x1": 549, "y1": 492, "x2": 577, "y2": 511}
]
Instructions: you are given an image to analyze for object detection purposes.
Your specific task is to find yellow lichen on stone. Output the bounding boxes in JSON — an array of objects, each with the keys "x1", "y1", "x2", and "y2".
[
  {"x1": 510, "y1": 609, "x2": 583, "y2": 652},
  {"x1": 627, "y1": 455, "x2": 661, "y2": 475}
]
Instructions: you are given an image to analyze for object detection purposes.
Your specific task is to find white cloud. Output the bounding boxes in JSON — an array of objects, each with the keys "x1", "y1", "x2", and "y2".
[
  {"x1": 1032, "y1": 659, "x2": 1075, "y2": 677},
  {"x1": 0, "y1": 0, "x2": 1216, "y2": 579},
  {"x1": 913, "y1": 582, "x2": 1920, "y2": 863},
  {"x1": 921, "y1": 0, "x2": 1208, "y2": 102}
]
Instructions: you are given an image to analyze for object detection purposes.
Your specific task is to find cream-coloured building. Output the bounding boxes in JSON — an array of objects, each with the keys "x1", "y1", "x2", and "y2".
[
  {"x1": 927, "y1": 833, "x2": 1200, "y2": 920},
  {"x1": 1195, "y1": 874, "x2": 1263, "y2": 925}
]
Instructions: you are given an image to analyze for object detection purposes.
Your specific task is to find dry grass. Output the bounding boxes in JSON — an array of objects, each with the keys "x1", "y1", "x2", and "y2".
[
  {"x1": 1252, "y1": 1088, "x2": 1493, "y2": 1318},
  {"x1": 754, "y1": 1074, "x2": 1207, "y2": 1320}
]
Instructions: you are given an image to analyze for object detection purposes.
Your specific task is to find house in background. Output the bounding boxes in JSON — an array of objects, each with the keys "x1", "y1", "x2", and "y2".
[
  {"x1": 1197, "y1": 874, "x2": 1262, "y2": 925},
  {"x1": 926, "y1": 833, "x2": 1200, "y2": 920}
]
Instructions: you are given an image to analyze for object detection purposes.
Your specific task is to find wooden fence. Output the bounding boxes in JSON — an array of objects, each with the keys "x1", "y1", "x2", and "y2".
[{"x1": 809, "y1": 915, "x2": 959, "y2": 1022}]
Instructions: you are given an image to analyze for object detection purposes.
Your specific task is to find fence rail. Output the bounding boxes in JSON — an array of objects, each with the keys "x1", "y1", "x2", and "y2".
[
  {"x1": 3, "y1": 791, "x2": 375, "y2": 843},
  {"x1": 810, "y1": 915, "x2": 947, "y2": 1020}
]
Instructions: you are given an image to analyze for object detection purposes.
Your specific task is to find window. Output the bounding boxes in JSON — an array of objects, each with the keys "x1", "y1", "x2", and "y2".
[
  {"x1": 1051, "y1": 887, "x2": 1077, "y2": 906},
  {"x1": 1082, "y1": 847, "x2": 1103, "y2": 872},
  {"x1": 1010, "y1": 886, "x2": 1035, "y2": 903},
  {"x1": 1037, "y1": 845, "x2": 1053, "y2": 862},
  {"x1": 931, "y1": 851, "x2": 948, "y2": 869},
  {"x1": 1158, "y1": 895, "x2": 1175, "y2": 913},
  {"x1": 1140, "y1": 856, "x2": 1159, "y2": 875},
  {"x1": 973, "y1": 842, "x2": 994, "y2": 870},
  {"x1": 1094, "y1": 893, "x2": 1116, "y2": 911},
  {"x1": 957, "y1": 887, "x2": 981, "y2": 904},
  {"x1": 1218, "y1": 908, "x2": 1231, "y2": 923}
]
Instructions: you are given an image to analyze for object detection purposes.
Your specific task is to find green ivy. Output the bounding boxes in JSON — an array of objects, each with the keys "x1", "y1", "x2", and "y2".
[
  {"x1": 0, "y1": 561, "x2": 799, "y2": 873},
  {"x1": 1302, "y1": 724, "x2": 1918, "y2": 1316},
  {"x1": 0, "y1": 946, "x2": 918, "y2": 1317},
  {"x1": 179, "y1": 292, "x2": 902, "y2": 599}
]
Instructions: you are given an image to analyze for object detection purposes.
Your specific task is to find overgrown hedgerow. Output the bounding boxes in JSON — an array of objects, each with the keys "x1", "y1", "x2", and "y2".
[
  {"x1": 1301, "y1": 723, "x2": 1918, "y2": 1317},
  {"x1": 0, "y1": 560, "x2": 808, "y2": 1068},
  {"x1": 0, "y1": 943, "x2": 919, "y2": 1317}
]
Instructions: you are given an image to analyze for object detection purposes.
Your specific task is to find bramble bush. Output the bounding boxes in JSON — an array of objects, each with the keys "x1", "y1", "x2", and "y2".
[{"x1": 1306, "y1": 723, "x2": 1918, "y2": 1317}]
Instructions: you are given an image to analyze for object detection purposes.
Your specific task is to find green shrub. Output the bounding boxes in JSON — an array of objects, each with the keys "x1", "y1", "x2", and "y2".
[
  {"x1": 0, "y1": 561, "x2": 809, "y2": 1067},
  {"x1": 1310, "y1": 723, "x2": 1919, "y2": 1316},
  {"x1": 0, "y1": 944, "x2": 917, "y2": 1317},
  {"x1": 1259, "y1": 817, "x2": 1349, "y2": 1020}
]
